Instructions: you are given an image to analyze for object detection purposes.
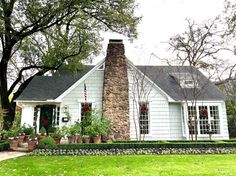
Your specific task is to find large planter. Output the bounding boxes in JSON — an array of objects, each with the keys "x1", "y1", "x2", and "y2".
[
  {"x1": 17, "y1": 135, "x2": 25, "y2": 143},
  {"x1": 76, "y1": 135, "x2": 82, "y2": 144},
  {"x1": 67, "y1": 135, "x2": 76, "y2": 144},
  {"x1": 38, "y1": 135, "x2": 47, "y2": 141},
  {"x1": 93, "y1": 135, "x2": 101, "y2": 144},
  {"x1": 84, "y1": 136, "x2": 90, "y2": 144},
  {"x1": 9, "y1": 139, "x2": 19, "y2": 149},
  {"x1": 54, "y1": 137, "x2": 61, "y2": 144},
  {"x1": 28, "y1": 141, "x2": 37, "y2": 151}
]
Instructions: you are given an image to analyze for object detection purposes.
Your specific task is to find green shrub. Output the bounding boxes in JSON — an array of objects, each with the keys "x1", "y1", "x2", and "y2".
[
  {"x1": 0, "y1": 141, "x2": 9, "y2": 151},
  {"x1": 38, "y1": 137, "x2": 57, "y2": 149},
  {"x1": 39, "y1": 127, "x2": 47, "y2": 135},
  {"x1": 22, "y1": 125, "x2": 34, "y2": 135}
]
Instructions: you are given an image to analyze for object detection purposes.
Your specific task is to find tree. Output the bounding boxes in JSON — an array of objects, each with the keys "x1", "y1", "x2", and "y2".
[
  {"x1": 0, "y1": 0, "x2": 141, "y2": 130},
  {"x1": 167, "y1": 19, "x2": 225, "y2": 141},
  {"x1": 168, "y1": 18, "x2": 226, "y2": 68}
]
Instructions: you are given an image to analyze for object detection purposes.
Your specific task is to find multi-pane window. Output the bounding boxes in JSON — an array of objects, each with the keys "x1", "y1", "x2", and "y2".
[
  {"x1": 81, "y1": 103, "x2": 92, "y2": 122},
  {"x1": 187, "y1": 105, "x2": 220, "y2": 135},
  {"x1": 209, "y1": 106, "x2": 220, "y2": 134},
  {"x1": 187, "y1": 106, "x2": 197, "y2": 134},
  {"x1": 199, "y1": 106, "x2": 209, "y2": 134},
  {"x1": 139, "y1": 102, "x2": 149, "y2": 134}
]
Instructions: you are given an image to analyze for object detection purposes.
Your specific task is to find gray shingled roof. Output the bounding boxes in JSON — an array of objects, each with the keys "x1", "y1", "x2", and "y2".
[
  {"x1": 137, "y1": 66, "x2": 226, "y2": 101},
  {"x1": 16, "y1": 65, "x2": 226, "y2": 102},
  {"x1": 16, "y1": 66, "x2": 94, "y2": 101}
]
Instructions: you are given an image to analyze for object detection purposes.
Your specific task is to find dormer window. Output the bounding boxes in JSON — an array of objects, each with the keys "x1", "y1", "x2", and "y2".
[
  {"x1": 170, "y1": 73, "x2": 198, "y2": 88},
  {"x1": 180, "y1": 79, "x2": 198, "y2": 88}
]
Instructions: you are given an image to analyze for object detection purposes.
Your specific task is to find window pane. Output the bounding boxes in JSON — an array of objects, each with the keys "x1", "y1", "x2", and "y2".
[
  {"x1": 139, "y1": 102, "x2": 149, "y2": 134},
  {"x1": 199, "y1": 106, "x2": 209, "y2": 134},
  {"x1": 188, "y1": 106, "x2": 197, "y2": 134},
  {"x1": 209, "y1": 106, "x2": 220, "y2": 134}
]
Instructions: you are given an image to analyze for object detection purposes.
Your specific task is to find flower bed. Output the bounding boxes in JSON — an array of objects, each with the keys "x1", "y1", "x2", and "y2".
[
  {"x1": 32, "y1": 141, "x2": 236, "y2": 156},
  {"x1": 0, "y1": 141, "x2": 9, "y2": 151}
]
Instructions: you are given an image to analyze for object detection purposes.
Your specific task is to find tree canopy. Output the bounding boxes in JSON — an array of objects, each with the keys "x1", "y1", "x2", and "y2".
[{"x1": 0, "y1": 0, "x2": 141, "y2": 129}]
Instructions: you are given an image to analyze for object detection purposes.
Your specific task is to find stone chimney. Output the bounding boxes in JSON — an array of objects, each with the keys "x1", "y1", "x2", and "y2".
[{"x1": 102, "y1": 39, "x2": 130, "y2": 140}]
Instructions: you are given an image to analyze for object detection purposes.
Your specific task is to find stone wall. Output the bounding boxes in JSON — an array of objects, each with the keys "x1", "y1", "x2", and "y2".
[{"x1": 102, "y1": 39, "x2": 130, "y2": 140}]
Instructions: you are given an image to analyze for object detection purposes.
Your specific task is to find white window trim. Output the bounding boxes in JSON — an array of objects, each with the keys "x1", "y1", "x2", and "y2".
[
  {"x1": 184, "y1": 102, "x2": 223, "y2": 138},
  {"x1": 139, "y1": 102, "x2": 151, "y2": 136}
]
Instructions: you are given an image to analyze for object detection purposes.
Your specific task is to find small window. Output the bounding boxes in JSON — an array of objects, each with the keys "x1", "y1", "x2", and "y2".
[
  {"x1": 81, "y1": 103, "x2": 92, "y2": 121},
  {"x1": 139, "y1": 102, "x2": 149, "y2": 135},
  {"x1": 180, "y1": 80, "x2": 198, "y2": 88}
]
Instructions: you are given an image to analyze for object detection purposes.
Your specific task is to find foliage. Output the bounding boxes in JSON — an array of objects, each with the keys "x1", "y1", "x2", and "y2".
[
  {"x1": 32, "y1": 141, "x2": 236, "y2": 151},
  {"x1": 39, "y1": 127, "x2": 47, "y2": 135},
  {"x1": 0, "y1": 141, "x2": 9, "y2": 151},
  {"x1": 48, "y1": 127, "x2": 57, "y2": 133},
  {"x1": 1, "y1": 155, "x2": 236, "y2": 176},
  {"x1": 0, "y1": 0, "x2": 140, "y2": 130},
  {"x1": 83, "y1": 110, "x2": 110, "y2": 137},
  {"x1": 22, "y1": 125, "x2": 34, "y2": 135},
  {"x1": 50, "y1": 127, "x2": 64, "y2": 139},
  {"x1": 30, "y1": 132, "x2": 37, "y2": 139},
  {"x1": 226, "y1": 100, "x2": 236, "y2": 138},
  {"x1": 37, "y1": 137, "x2": 57, "y2": 149},
  {"x1": 0, "y1": 107, "x2": 7, "y2": 130}
]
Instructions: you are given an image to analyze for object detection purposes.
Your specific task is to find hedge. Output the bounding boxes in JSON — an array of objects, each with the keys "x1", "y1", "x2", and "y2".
[
  {"x1": 0, "y1": 141, "x2": 9, "y2": 151},
  {"x1": 52, "y1": 142, "x2": 236, "y2": 150}
]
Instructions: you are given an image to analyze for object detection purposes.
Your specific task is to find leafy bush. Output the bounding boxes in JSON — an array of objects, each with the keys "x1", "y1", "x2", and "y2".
[
  {"x1": 0, "y1": 141, "x2": 9, "y2": 151},
  {"x1": 39, "y1": 127, "x2": 47, "y2": 135},
  {"x1": 54, "y1": 141, "x2": 236, "y2": 150},
  {"x1": 38, "y1": 137, "x2": 57, "y2": 149},
  {"x1": 22, "y1": 124, "x2": 34, "y2": 135}
]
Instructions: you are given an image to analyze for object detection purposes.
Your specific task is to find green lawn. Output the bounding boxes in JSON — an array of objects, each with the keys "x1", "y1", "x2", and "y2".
[{"x1": 0, "y1": 154, "x2": 236, "y2": 176}]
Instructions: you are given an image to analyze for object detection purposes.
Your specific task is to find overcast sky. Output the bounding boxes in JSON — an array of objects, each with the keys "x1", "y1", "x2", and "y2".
[{"x1": 95, "y1": 0, "x2": 230, "y2": 65}]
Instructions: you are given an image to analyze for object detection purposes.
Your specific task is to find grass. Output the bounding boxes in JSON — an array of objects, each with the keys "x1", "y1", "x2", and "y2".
[{"x1": 0, "y1": 154, "x2": 236, "y2": 176}]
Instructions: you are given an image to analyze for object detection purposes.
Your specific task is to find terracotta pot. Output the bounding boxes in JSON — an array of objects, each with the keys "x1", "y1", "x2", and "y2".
[
  {"x1": 28, "y1": 141, "x2": 37, "y2": 151},
  {"x1": 54, "y1": 138, "x2": 61, "y2": 144},
  {"x1": 76, "y1": 135, "x2": 82, "y2": 144},
  {"x1": 84, "y1": 136, "x2": 90, "y2": 144},
  {"x1": 93, "y1": 135, "x2": 101, "y2": 144},
  {"x1": 17, "y1": 135, "x2": 25, "y2": 143},
  {"x1": 67, "y1": 136, "x2": 76, "y2": 144},
  {"x1": 38, "y1": 135, "x2": 47, "y2": 141},
  {"x1": 9, "y1": 139, "x2": 19, "y2": 149}
]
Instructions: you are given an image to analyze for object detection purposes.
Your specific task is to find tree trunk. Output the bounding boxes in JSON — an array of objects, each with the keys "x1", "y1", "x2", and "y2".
[{"x1": 0, "y1": 44, "x2": 15, "y2": 130}]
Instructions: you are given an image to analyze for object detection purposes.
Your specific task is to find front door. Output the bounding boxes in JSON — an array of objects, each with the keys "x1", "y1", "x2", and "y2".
[{"x1": 39, "y1": 106, "x2": 54, "y2": 134}]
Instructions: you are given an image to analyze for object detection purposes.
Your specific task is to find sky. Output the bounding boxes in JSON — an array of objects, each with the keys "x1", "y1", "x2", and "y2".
[{"x1": 95, "y1": 0, "x2": 230, "y2": 65}]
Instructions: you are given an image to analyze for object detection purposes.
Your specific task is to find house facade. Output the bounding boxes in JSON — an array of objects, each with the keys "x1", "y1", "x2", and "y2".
[{"x1": 16, "y1": 39, "x2": 229, "y2": 140}]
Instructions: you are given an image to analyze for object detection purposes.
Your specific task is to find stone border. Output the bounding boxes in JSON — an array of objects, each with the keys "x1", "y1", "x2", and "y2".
[{"x1": 30, "y1": 147, "x2": 236, "y2": 156}]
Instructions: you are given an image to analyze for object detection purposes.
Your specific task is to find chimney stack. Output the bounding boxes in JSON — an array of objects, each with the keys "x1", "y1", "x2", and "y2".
[{"x1": 102, "y1": 39, "x2": 130, "y2": 140}]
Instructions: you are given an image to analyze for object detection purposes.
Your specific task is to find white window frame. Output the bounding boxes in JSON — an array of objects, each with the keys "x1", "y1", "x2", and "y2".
[
  {"x1": 139, "y1": 102, "x2": 150, "y2": 135},
  {"x1": 185, "y1": 102, "x2": 222, "y2": 137}
]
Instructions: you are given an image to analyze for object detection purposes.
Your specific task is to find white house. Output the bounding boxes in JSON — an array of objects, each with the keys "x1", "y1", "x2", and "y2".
[{"x1": 16, "y1": 39, "x2": 229, "y2": 140}]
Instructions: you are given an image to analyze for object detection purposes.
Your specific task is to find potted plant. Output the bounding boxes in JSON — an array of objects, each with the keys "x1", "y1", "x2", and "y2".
[
  {"x1": 7, "y1": 130, "x2": 19, "y2": 149},
  {"x1": 74, "y1": 122, "x2": 82, "y2": 144},
  {"x1": 51, "y1": 127, "x2": 64, "y2": 144},
  {"x1": 17, "y1": 127, "x2": 26, "y2": 143},
  {"x1": 67, "y1": 125, "x2": 77, "y2": 144},
  {"x1": 28, "y1": 132, "x2": 37, "y2": 151},
  {"x1": 48, "y1": 127, "x2": 56, "y2": 135},
  {"x1": 22, "y1": 125, "x2": 34, "y2": 142},
  {"x1": 38, "y1": 127, "x2": 47, "y2": 141}
]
